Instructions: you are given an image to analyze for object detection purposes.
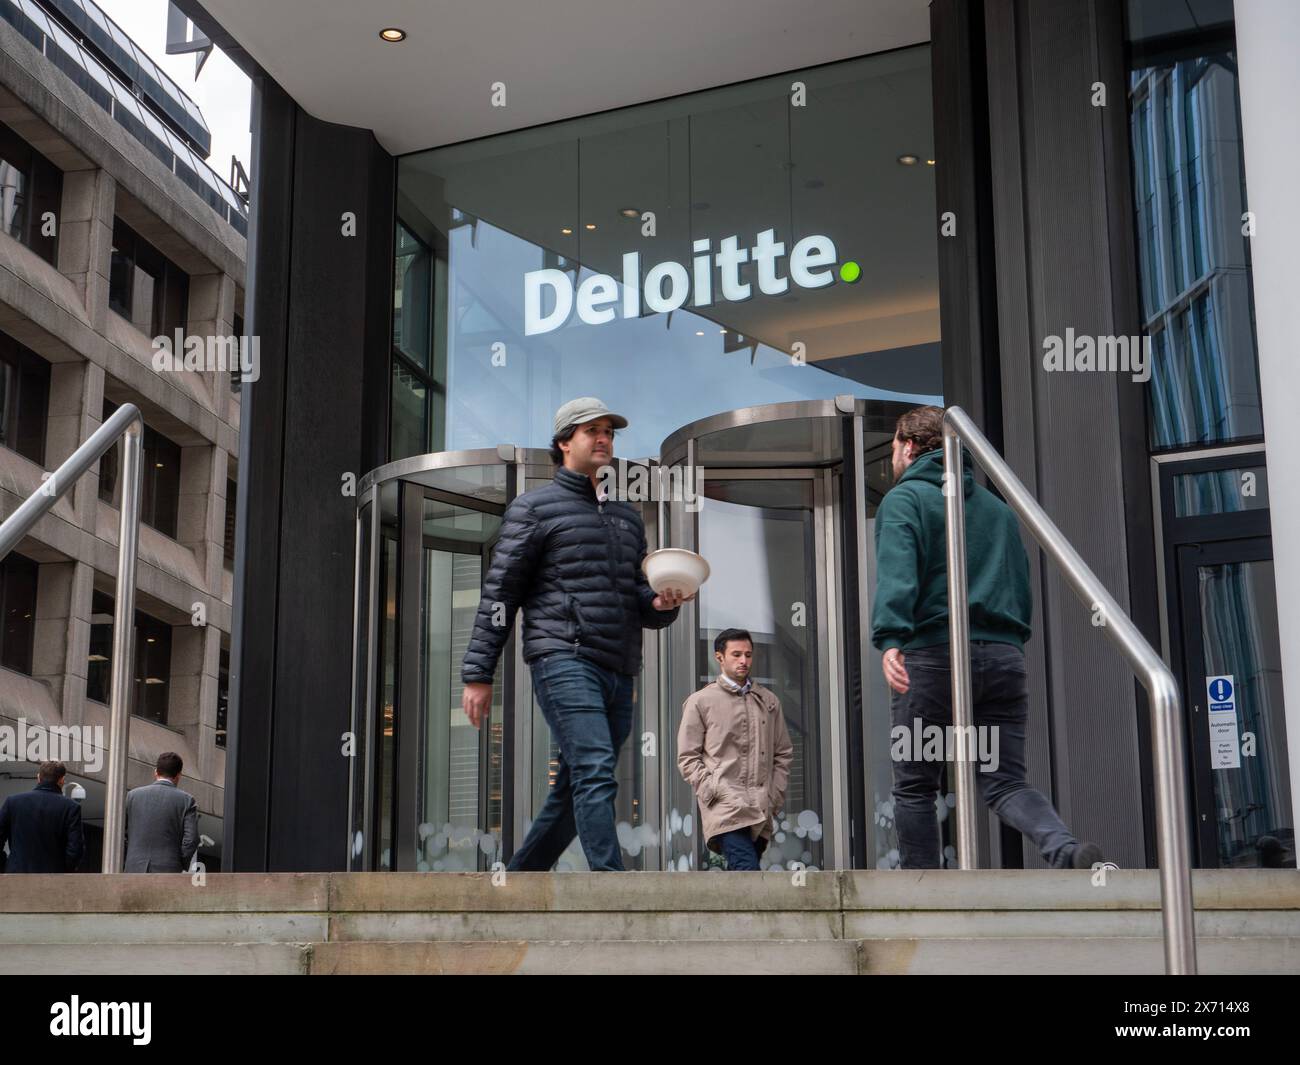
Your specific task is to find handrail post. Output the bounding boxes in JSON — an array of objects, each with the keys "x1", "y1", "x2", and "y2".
[
  {"x1": 943, "y1": 425, "x2": 979, "y2": 869},
  {"x1": 1150, "y1": 669, "x2": 1198, "y2": 974},
  {"x1": 941, "y1": 405, "x2": 1196, "y2": 974},
  {"x1": 101, "y1": 422, "x2": 143, "y2": 874}
]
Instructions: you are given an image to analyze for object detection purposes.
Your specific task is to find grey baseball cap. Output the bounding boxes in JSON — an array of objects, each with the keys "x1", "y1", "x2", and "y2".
[{"x1": 553, "y1": 397, "x2": 629, "y2": 435}]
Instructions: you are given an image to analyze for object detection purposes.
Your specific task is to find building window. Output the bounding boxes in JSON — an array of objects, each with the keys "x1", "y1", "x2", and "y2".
[
  {"x1": 390, "y1": 223, "x2": 441, "y2": 459},
  {"x1": 1127, "y1": 31, "x2": 1262, "y2": 450},
  {"x1": 108, "y1": 217, "x2": 190, "y2": 340},
  {"x1": 98, "y1": 399, "x2": 182, "y2": 538},
  {"x1": 230, "y1": 310, "x2": 244, "y2": 395},
  {"x1": 86, "y1": 590, "x2": 172, "y2": 723},
  {"x1": 0, "y1": 552, "x2": 37, "y2": 675},
  {"x1": 223, "y1": 477, "x2": 237, "y2": 565},
  {"x1": 0, "y1": 120, "x2": 62, "y2": 266},
  {"x1": 217, "y1": 641, "x2": 229, "y2": 749},
  {"x1": 0, "y1": 331, "x2": 50, "y2": 464}
]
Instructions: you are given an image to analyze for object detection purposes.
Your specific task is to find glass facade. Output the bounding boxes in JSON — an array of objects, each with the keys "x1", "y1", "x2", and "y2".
[
  {"x1": 1128, "y1": 4, "x2": 1291, "y2": 869},
  {"x1": 393, "y1": 47, "x2": 941, "y2": 461},
  {"x1": 1128, "y1": 34, "x2": 1262, "y2": 450},
  {"x1": 355, "y1": 48, "x2": 949, "y2": 873}
]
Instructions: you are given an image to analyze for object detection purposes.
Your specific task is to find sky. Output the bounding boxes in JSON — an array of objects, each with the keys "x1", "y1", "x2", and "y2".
[{"x1": 95, "y1": 0, "x2": 251, "y2": 185}]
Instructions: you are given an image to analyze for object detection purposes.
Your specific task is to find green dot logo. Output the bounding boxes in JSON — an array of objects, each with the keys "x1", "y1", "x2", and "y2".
[{"x1": 839, "y1": 261, "x2": 861, "y2": 283}]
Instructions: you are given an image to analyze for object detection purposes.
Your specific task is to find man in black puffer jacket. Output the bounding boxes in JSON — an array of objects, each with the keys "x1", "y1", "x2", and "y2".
[{"x1": 461, "y1": 398, "x2": 691, "y2": 871}]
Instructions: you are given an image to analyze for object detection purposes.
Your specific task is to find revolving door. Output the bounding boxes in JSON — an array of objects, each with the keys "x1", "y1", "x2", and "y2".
[{"x1": 349, "y1": 397, "x2": 914, "y2": 871}]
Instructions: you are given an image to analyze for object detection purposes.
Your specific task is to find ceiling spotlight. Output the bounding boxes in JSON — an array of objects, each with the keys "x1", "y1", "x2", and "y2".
[
  {"x1": 584, "y1": 223, "x2": 597, "y2": 231},
  {"x1": 695, "y1": 330, "x2": 704, "y2": 336},
  {"x1": 619, "y1": 207, "x2": 639, "y2": 219},
  {"x1": 561, "y1": 227, "x2": 573, "y2": 235},
  {"x1": 897, "y1": 154, "x2": 918, "y2": 166},
  {"x1": 926, "y1": 158, "x2": 935, "y2": 166},
  {"x1": 379, "y1": 28, "x2": 406, "y2": 42}
]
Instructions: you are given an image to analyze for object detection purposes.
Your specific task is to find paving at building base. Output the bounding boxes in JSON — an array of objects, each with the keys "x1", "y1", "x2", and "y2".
[{"x1": 1, "y1": 870, "x2": 1296, "y2": 975}]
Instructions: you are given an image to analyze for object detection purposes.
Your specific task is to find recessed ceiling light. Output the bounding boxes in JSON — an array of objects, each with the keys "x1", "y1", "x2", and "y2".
[
  {"x1": 926, "y1": 158, "x2": 935, "y2": 166},
  {"x1": 619, "y1": 207, "x2": 639, "y2": 219},
  {"x1": 584, "y1": 223, "x2": 597, "y2": 231},
  {"x1": 379, "y1": 28, "x2": 406, "y2": 42},
  {"x1": 561, "y1": 227, "x2": 573, "y2": 235},
  {"x1": 898, "y1": 154, "x2": 918, "y2": 166},
  {"x1": 695, "y1": 330, "x2": 704, "y2": 336}
]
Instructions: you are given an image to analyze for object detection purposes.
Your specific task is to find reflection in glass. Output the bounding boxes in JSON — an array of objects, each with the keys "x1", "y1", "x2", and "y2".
[
  {"x1": 374, "y1": 486, "x2": 397, "y2": 868},
  {"x1": 415, "y1": 497, "x2": 502, "y2": 871},
  {"x1": 348, "y1": 501, "x2": 372, "y2": 867},
  {"x1": 1173, "y1": 465, "x2": 1268, "y2": 517},
  {"x1": 1197, "y1": 560, "x2": 1294, "y2": 867},
  {"x1": 1129, "y1": 46, "x2": 1262, "y2": 448},
  {"x1": 398, "y1": 47, "x2": 941, "y2": 459},
  {"x1": 694, "y1": 479, "x2": 822, "y2": 870}
]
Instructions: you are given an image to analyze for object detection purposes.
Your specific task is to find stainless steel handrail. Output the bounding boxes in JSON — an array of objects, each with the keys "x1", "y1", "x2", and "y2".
[
  {"x1": 0, "y1": 402, "x2": 143, "y2": 874},
  {"x1": 942, "y1": 405, "x2": 1196, "y2": 975}
]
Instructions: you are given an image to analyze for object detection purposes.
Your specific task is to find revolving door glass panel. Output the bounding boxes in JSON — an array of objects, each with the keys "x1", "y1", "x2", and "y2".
[
  {"x1": 416, "y1": 496, "x2": 504, "y2": 871},
  {"x1": 351, "y1": 457, "x2": 509, "y2": 872},
  {"x1": 698, "y1": 477, "x2": 824, "y2": 870}
]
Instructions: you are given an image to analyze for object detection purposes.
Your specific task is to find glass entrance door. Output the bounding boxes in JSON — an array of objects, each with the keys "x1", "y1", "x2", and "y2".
[
  {"x1": 697, "y1": 477, "x2": 825, "y2": 870},
  {"x1": 659, "y1": 398, "x2": 909, "y2": 871},
  {"x1": 1176, "y1": 539, "x2": 1294, "y2": 867},
  {"x1": 414, "y1": 495, "x2": 502, "y2": 870},
  {"x1": 351, "y1": 451, "x2": 517, "y2": 871},
  {"x1": 1160, "y1": 451, "x2": 1294, "y2": 869},
  {"x1": 352, "y1": 399, "x2": 914, "y2": 872}
]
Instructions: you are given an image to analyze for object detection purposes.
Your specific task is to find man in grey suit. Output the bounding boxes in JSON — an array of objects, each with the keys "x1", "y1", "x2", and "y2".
[{"x1": 124, "y1": 752, "x2": 200, "y2": 873}]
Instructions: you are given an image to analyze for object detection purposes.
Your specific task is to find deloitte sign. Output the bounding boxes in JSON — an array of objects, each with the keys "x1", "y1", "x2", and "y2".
[{"x1": 523, "y1": 228, "x2": 858, "y2": 336}]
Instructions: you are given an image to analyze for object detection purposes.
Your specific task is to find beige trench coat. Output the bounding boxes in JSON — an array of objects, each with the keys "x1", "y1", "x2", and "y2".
[{"x1": 677, "y1": 678, "x2": 794, "y2": 853}]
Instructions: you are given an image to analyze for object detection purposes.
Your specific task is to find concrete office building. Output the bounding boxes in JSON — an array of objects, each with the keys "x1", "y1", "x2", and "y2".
[
  {"x1": 143, "y1": 0, "x2": 1298, "y2": 882},
  {"x1": 0, "y1": 0, "x2": 246, "y2": 869}
]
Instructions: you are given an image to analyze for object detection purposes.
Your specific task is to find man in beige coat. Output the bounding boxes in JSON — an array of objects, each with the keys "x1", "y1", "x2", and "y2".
[{"x1": 677, "y1": 628, "x2": 794, "y2": 870}]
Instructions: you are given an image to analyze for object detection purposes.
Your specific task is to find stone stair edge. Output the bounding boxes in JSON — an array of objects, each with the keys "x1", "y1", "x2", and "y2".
[{"x1": 0, "y1": 869, "x2": 1294, "y2": 914}]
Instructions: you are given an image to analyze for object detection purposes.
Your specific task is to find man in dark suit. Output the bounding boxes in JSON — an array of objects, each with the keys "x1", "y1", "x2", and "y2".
[
  {"x1": 124, "y1": 751, "x2": 200, "y2": 873},
  {"x1": 0, "y1": 760, "x2": 85, "y2": 873}
]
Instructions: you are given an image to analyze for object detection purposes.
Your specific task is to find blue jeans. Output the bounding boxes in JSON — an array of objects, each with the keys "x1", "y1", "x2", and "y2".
[
  {"x1": 890, "y1": 642, "x2": 1078, "y2": 869},
  {"x1": 718, "y1": 828, "x2": 765, "y2": 871},
  {"x1": 507, "y1": 651, "x2": 635, "y2": 872}
]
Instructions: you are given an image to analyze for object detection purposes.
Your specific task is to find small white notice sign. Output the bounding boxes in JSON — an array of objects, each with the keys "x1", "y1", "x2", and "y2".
[{"x1": 1206, "y1": 674, "x2": 1240, "y2": 770}]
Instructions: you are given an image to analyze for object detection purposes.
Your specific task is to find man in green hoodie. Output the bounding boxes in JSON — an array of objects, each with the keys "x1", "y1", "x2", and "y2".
[{"x1": 872, "y1": 406, "x2": 1107, "y2": 870}]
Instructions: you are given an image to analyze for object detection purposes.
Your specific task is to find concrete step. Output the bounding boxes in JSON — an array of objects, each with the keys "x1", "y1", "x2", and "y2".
[
  {"x1": 307, "y1": 939, "x2": 860, "y2": 975},
  {"x1": 0, "y1": 942, "x2": 309, "y2": 976},
  {"x1": 0, "y1": 870, "x2": 1294, "y2": 974},
  {"x1": 2, "y1": 869, "x2": 1295, "y2": 914},
  {"x1": 858, "y1": 936, "x2": 1300, "y2": 975},
  {"x1": 6, "y1": 935, "x2": 1290, "y2": 975},
  {"x1": 0, "y1": 907, "x2": 1294, "y2": 945}
]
